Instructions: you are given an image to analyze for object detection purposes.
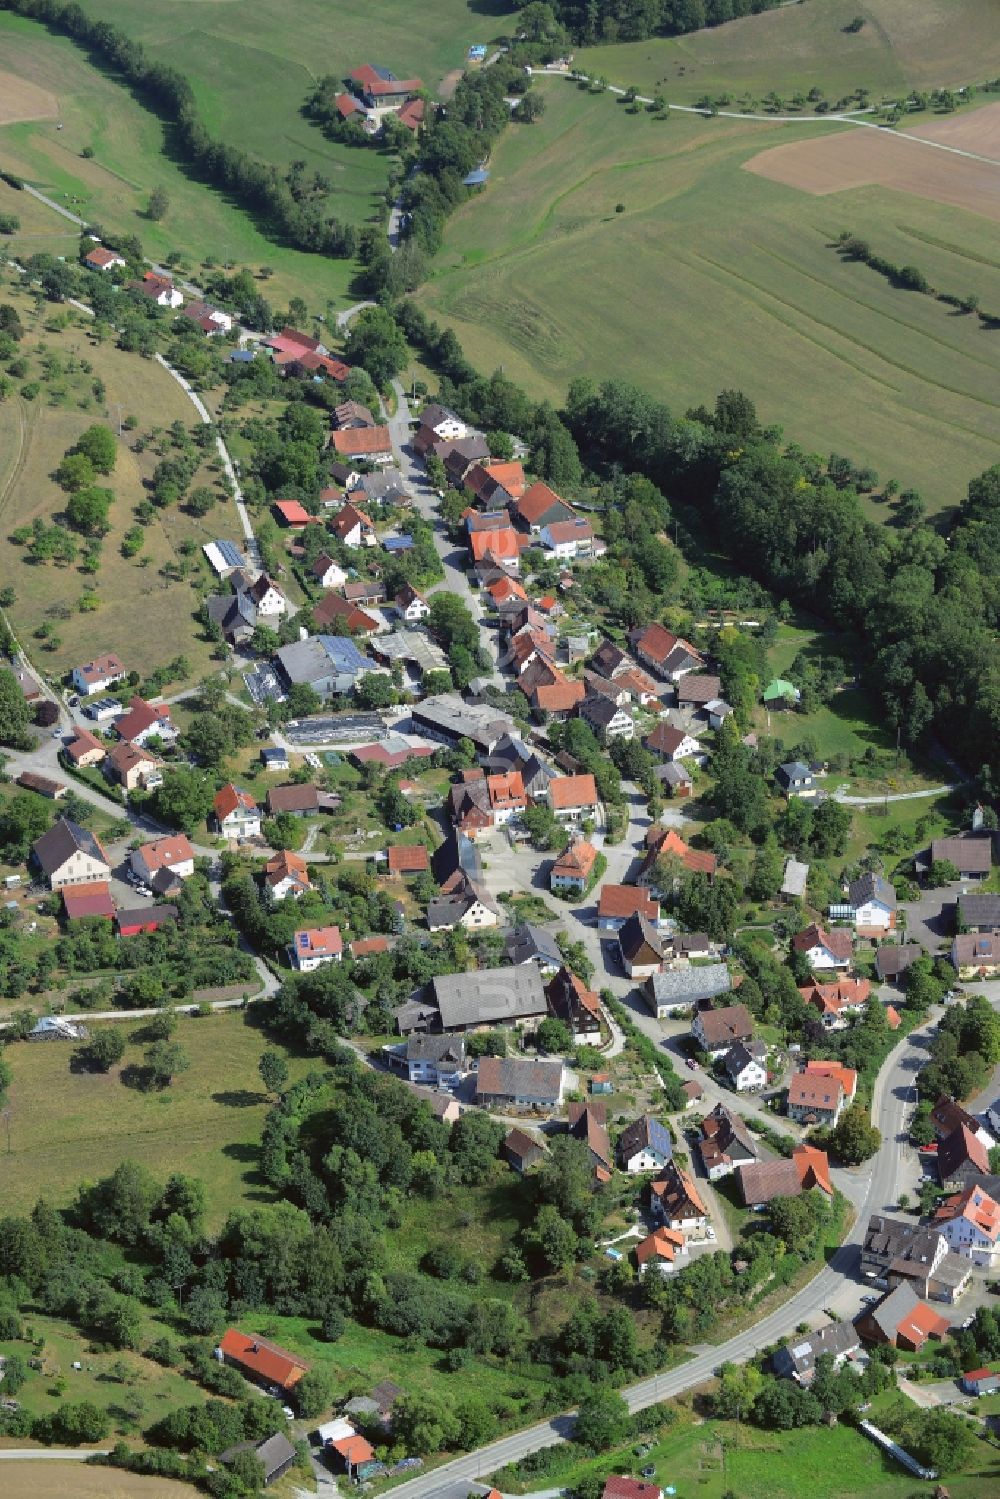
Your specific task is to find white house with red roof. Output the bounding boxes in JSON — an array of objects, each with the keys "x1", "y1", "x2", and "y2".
[
  {"x1": 540, "y1": 517, "x2": 595, "y2": 560},
  {"x1": 128, "y1": 271, "x2": 183, "y2": 308},
  {"x1": 131, "y1": 835, "x2": 195, "y2": 885},
  {"x1": 330, "y1": 501, "x2": 376, "y2": 548},
  {"x1": 114, "y1": 695, "x2": 178, "y2": 748},
  {"x1": 288, "y1": 925, "x2": 343, "y2": 971},
  {"x1": 84, "y1": 245, "x2": 126, "y2": 272},
  {"x1": 212, "y1": 784, "x2": 261, "y2": 840},
  {"x1": 935, "y1": 1182, "x2": 1000, "y2": 1267},
  {"x1": 72, "y1": 652, "x2": 126, "y2": 697}
]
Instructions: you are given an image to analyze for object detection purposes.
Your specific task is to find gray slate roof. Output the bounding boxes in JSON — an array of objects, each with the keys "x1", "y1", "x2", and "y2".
[
  {"x1": 32, "y1": 817, "x2": 107, "y2": 875},
  {"x1": 431, "y1": 965, "x2": 547, "y2": 1030},
  {"x1": 646, "y1": 963, "x2": 731, "y2": 1007},
  {"x1": 848, "y1": 871, "x2": 897, "y2": 910},
  {"x1": 504, "y1": 923, "x2": 563, "y2": 968},
  {"x1": 773, "y1": 1320, "x2": 860, "y2": 1380}
]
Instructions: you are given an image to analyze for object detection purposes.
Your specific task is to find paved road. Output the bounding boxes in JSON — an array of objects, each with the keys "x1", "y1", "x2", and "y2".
[
  {"x1": 153, "y1": 353, "x2": 258, "y2": 563},
  {"x1": 386, "y1": 379, "x2": 501, "y2": 683},
  {"x1": 386, "y1": 1009, "x2": 941, "y2": 1499},
  {"x1": 0, "y1": 1448, "x2": 111, "y2": 1461},
  {"x1": 834, "y1": 784, "x2": 959, "y2": 806}
]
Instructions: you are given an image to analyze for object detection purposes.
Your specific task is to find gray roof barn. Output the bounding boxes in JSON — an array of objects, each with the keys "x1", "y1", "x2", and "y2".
[
  {"x1": 431, "y1": 966, "x2": 547, "y2": 1031},
  {"x1": 644, "y1": 963, "x2": 731, "y2": 1013}
]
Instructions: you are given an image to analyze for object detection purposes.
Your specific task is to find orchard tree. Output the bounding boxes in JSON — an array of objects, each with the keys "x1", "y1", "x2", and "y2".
[
  {"x1": 75, "y1": 424, "x2": 117, "y2": 474},
  {"x1": 147, "y1": 187, "x2": 170, "y2": 220},
  {"x1": 146, "y1": 1040, "x2": 190, "y2": 1089},
  {"x1": 259, "y1": 1049, "x2": 289, "y2": 1098},
  {"x1": 80, "y1": 1027, "x2": 126, "y2": 1072},
  {"x1": 66, "y1": 485, "x2": 112, "y2": 535}
]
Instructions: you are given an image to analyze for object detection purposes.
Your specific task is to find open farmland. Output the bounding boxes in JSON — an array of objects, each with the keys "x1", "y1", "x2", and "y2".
[
  {"x1": 746, "y1": 105, "x2": 1000, "y2": 220},
  {"x1": 417, "y1": 81, "x2": 1000, "y2": 512},
  {"x1": 0, "y1": 1011, "x2": 310, "y2": 1230},
  {"x1": 577, "y1": 0, "x2": 1000, "y2": 107},
  {"x1": 0, "y1": 0, "x2": 485, "y2": 314},
  {"x1": 0, "y1": 1467, "x2": 197, "y2": 1497}
]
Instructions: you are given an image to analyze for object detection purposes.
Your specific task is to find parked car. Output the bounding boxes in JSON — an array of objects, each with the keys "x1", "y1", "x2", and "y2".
[{"x1": 686, "y1": 1057, "x2": 698, "y2": 1070}]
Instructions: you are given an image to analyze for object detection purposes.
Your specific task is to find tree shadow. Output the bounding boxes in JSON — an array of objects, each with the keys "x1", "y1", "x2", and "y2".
[
  {"x1": 119, "y1": 1062, "x2": 155, "y2": 1091},
  {"x1": 212, "y1": 1088, "x2": 266, "y2": 1108},
  {"x1": 221, "y1": 1141, "x2": 259, "y2": 1163}
]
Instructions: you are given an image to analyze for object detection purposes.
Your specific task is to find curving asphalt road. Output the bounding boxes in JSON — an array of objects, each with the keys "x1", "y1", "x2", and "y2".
[{"x1": 380, "y1": 1009, "x2": 937, "y2": 1499}]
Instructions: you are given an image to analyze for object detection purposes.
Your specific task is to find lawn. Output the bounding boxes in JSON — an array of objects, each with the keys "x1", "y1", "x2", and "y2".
[
  {"x1": 0, "y1": 1309, "x2": 197, "y2": 1450},
  {"x1": 416, "y1": 78, "x2": 1000, "y2": 513},
  {"x1": 0, "y1": 1010, "x2": 313, "y2": 1230},
  {"x1": 0, "y1": 272, "x2": 243, "y2": 684},
  {"x1": 494, "y1": 1402, "x2": 997, "y2": 1499},
  {"x1": 576, "y1": 0, "x2": 1000, "y2": 105}
]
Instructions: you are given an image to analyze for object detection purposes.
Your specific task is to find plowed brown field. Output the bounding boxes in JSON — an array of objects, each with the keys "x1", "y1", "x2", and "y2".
[{"x1": 744, "y1": 103, "x2": 1000, "y2": 221}]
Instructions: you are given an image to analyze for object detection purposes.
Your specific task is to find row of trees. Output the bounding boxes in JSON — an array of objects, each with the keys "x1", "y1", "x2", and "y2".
[{"x1": 0, "y1": 0, "x2": 355, "y2": 260}]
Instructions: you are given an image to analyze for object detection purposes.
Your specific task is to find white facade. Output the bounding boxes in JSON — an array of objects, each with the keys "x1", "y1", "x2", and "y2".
[
  {"x1": 72, "y1": 664, "x2": 124, "y2": 696},
  {"x1": 458, "y1": 898, "x2": 499, "y2": 930},
  {"x1": 623, "y1": 1145, "x2": 672, "y2": 1174},
  {"x1": 316, "y1": 560, "x2": 348, "y2": 590},
  {"x1": 398, "y1": 596, "x2": 430, "y2": 623},
  {"x1": 802, "y1": 941, "x2": 849, "y2": 971},
  {"x1": 131, "y1": 846, "x2": 195, "y2": 883},
  {"x1": 728, "y1": 1057, "x2": 767, "y2": 1093},
  {"x1": 47, "y1": 849, "x2": 111, "y2": 890},
  {"x1": 853, "y1": 898, "x2": 893, "y2": 932},
  {"x1": 218, "y1": 806, "x2": 262, "y2": 840},
  {"x1": 937, "y1": 1216, "x2": 1000, "y2": 1269},
  {"x1": 254, "y1": 582, "x2": 287, "y2": 618}
]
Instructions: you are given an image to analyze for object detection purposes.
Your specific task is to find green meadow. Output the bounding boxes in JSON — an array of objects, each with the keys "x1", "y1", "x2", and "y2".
[
  {"x1": 417, "y1": 79, "x2": 1000, "y2": 512},
  {"x1": 577, "y1": 0, "x2": 1000, "y2": 106}
]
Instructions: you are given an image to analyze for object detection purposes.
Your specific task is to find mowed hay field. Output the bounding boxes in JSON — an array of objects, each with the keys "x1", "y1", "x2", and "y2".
[
  {"x1": 578, "y1": 0, "x2": 1000, "y2": 105},
  {"x1": 0, "y1": 273, "x2": 244, "y2": 682},
  {"x1": 417, "y1": 82, "x2": 1000, "y2": 511},
  {"x1": 0, "y1": 1012, "x2": 311, "y2": 1230}
]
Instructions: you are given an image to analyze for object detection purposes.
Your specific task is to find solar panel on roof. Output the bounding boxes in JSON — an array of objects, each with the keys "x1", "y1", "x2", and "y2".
[
  {"x1": 298, "y1": 933, "x2": 309, "y2": 948},
  {"x1": 217, "y1": 539, "x2": 244, "y2": 567}
]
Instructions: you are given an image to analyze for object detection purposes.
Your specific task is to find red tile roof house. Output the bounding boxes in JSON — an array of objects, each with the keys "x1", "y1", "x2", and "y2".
[
  {"x1": 64, "y1": 727, "x2": 106, "y2": 768},
  {"x1": 629, "y1": 623, "x2": 704, "y2": 682},
  {"x1": 597, "y1": 884, "x2": 659, "y2": 931},
  {"x1": 131, "y1": 835, "x2": 196, "y2": 885},
  {"x1": 387, "y1": 843, "x2": 430, "y2": 878},
  {"x1": 540, "y1": 517, "x2": 595, "y2": 560},
  {"x1": 212, "y1": 784, "x2": 261, "y2": 841},
  {"x1": 114, "y1": 695, "x2": 177, "y2": 748},
  {"x1": 331, "y1": 425, "x2": 393, "y2": 463},
  {"x1": 62, "y1": 881, "x2": 116, "y2": 922},
  {"x1": 72, "y1": 652, "x2": 126, "y2": 697},
  {"x1": 217, "y1": 1328, "x2": 309, "y2": 1392},
  {"x1": 792, "y1": 922, "x2": 854, "y2": 971},
  {"x1": 329, "y1": 500, "x2": 377, "y2": 547},
  {"x1": 116, "y1": 903, "x2": 178, "y2": 937},
  {"x1": 549, "y1": 838, "x2": 598, "y2": 894},
  {"x1": 272, "y1": 499, "x2": 319, "y2": 528},
  {"x1": 127, "y1": 270, "x2": 183, "y2": 308},
  {"x1": 263, "y1": 849, "x2": 312, "y2": 901},
  {"x1": 512, "y1": 481, "x2": 578, "y2": 535},
  {"x1": 348, "y1": 63, "x2": 425, "y2": 113},
  {"x1": 105, "y1": 740, "x2": 161, "y2": 793},
  {"x1": 547, "y1": 773, "x2": 599, "y2": 821},
  {"x1": 604, "y1": 1473, "x2": 663, "y2": 1499},
  {"x1": 288, "y1": 924, "x2": 344, "y2": 971},
  {"x1": 312, "y1": 592, "x2": 380, "y2": 635},
  {"x1": 799, "y1": 976, "x2": 871, "y2": 1031},
  {"x1": 84, "y1": 244, "x2": 126, "y2": 272}
]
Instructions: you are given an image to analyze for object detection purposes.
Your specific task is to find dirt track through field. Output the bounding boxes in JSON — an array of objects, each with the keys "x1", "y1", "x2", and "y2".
[
  {"x1": 0, "y1": 70, "x2": 58, "y2": 124},
  {"x1": 745, "y1": 102, "x2": 1000, "y2": 221}
]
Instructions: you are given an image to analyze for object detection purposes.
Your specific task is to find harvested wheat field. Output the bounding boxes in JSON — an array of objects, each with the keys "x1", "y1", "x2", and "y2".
[
  {"x1": 0, "y1": 1465, "x2": 196, "y2": 1498},
  {"x1": 0, "y1": 69, "x2": 57, "y2": 124},
  {"x1": 745, "y1": 104, "x2": 1000, "y2": 220}
]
